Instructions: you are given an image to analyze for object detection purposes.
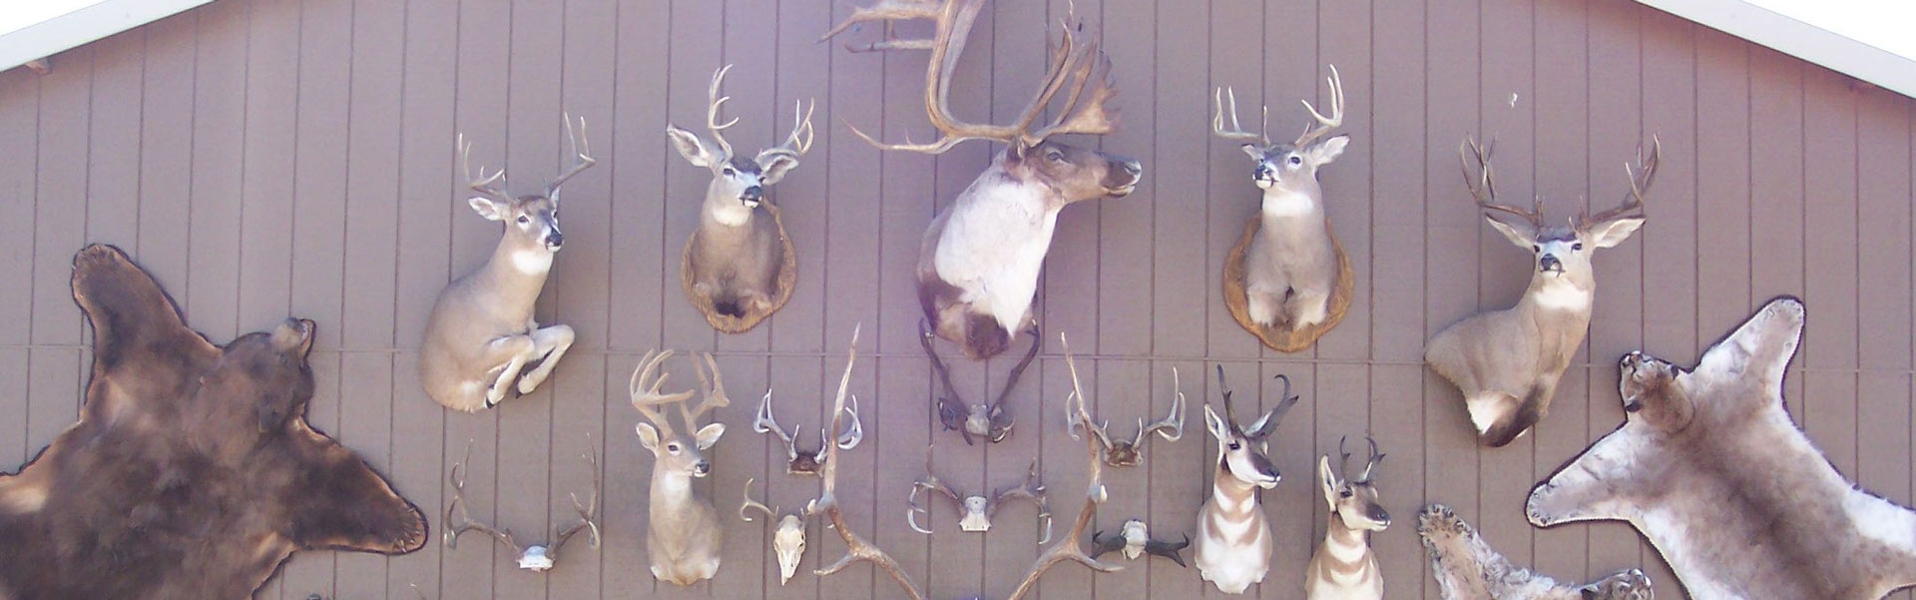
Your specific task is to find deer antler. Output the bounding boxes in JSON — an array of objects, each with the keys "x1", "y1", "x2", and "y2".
[
  {"x1": 544, "y1": 112, "x2": 597, "y2": 198},
  {"x1": 1458, "y1": 136, "x2": 1544, "y2": 228},
  {"x1": 740, "y1": 476, "x2": 781, "y2": 522},
  {"x1": 1135, "y1": 367, "x2": 1187, "y2": 446},
  {"x1": 826, "y1": 0, "x2": 1119, "y2": 154},
  {"x1": 630, "y1": 349, "x2": 697, "y2": 438},
  {"x1": 907, "y1": 447, "x2": 966, "y2": 535},
  {"x1": 456, "y1": 133, "x2": 513, "y2": 205},
  {"x1": 1060, "y1": 333, "x2": 1114, "y2": 452},
  {"x1": 1212, "y1": 86, "x2": 1271, "y2": 147},
  {"x1": 989, "y1": 458, "x2": 1052, "y2": 544},
  {"x1": 755, "y1": 99, "x2": 816, "y2": 166},
  {"x1": 443, "y1": 442, "x2": 521, "y2": 553},
  {"x1": 1578, "y1": 136, "x2": 1660, "y2": 228},
  {"x1": 753, "y1": 389, "x2": 800, "y2": 464},
  {"x1": 682, "y1": 352, "x2": 732, "y2": 429},
  {"x1": 1291, "y1": 65, "x2": 1345, "y2": 149},
  {"x1": 547, "y1": 444, "x2": 602, "y2": 560}
]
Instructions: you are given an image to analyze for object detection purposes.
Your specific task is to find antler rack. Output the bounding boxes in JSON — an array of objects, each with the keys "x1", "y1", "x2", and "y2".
[{"x1": 443, "y1": 440, "x2": 602, "y2": 572}]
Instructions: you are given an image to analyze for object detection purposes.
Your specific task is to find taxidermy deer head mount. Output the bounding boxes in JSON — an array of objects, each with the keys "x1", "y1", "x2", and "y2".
[
  {"x1": 823, "y1": 0, "x2": 1142, "y2": 360},
  {"x1": 443, "y1": 443, "x2": 602, "y2": 572},
  {"x1": 1305, "y1": 436, "x2": 1390, "y2": 600},
  {"x1": 418, "y1": 115, "x2": 594, "y2": 412},
  {"x1": 629, "y1": 350, "x2": 732, "y2": 586},
  {"x1": 1193, "y1": 367, "x2": 1300, "y2": 594},
  {"x1": 1214, "y1": 66, "x2": 1353, "y2": 337},
  {"x1": 1059, "y1": 342, "x2": 1186, "y2": 468},
  {"x1": 1424, "y1": 135, "x2": 1657, "y2": 446},
  {"x1": 1528, "y1": 298, "x2": 1916, "y2": 599},
  {"x1": 753, "y1": 387, "x2": 864, "y2": 476},
  {"x1": 668, "y1": 65, "x2": 813, "y2": 332}
]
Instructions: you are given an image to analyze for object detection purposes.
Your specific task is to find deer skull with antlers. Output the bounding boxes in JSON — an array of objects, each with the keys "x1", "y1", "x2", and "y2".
[
  {"x1": 1060, "y1": 354, "x2": 1186, "y2": 468},
  {"x1": 908, "y1": 454, "x2": 1052, "y2": 541},
  {"x1": 753, "y1": 388, "x2": 863, "y2": 476},
  {"x1": 824, "y1": 0, "x2": 1142, "y2": 361},
  {"x1": 739, "y1": 477, "x2": 808, "y2": 585},
  {"x1": 669, "y1": 65, "x2": 813, "y2": 333},
  {"x1": 443, "y1": 443, "x2": 602, "y2": 572}
]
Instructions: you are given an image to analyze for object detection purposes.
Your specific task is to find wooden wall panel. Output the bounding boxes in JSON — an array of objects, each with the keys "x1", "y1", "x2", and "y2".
[{"x1": 2, "y1": 1, "x2": 1915, "y2": 599}]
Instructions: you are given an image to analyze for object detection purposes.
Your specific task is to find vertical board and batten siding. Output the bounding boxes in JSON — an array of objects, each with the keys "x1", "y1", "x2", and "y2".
[{"x1": 0, "y1": 0, "x2": 1912, "y2": 599}]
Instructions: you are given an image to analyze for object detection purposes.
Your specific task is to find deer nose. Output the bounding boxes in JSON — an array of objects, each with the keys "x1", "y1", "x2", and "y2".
[
  {"x1": 1253, "y1": 165, "x2": 1274, "y2": 180},
  {"x1": 1369, "y1": 506, "x2": 1392, "y2": 525},
  {"x1": 1539, "y1": 254, "x2": 1562, "y2": 273},
  {"x1": 693, "y1": 460, "x2": 711, "y2": 476},
  {"x1": 545, "y1": 231, "x2": 564, "y2": 248},
  {"x1": 1120, "y1": 160, "x2": 1142, "y2": 176},
  {"x1": 740, "y1": 186, "x2": 763, "y2": 203}
]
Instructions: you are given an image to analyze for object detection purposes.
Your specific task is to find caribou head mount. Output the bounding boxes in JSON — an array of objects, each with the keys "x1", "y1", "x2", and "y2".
[
  {"x1": 1528, "y1": 298, "x2": 1916, "y2": 599},
  {"x1": 824, "y1": 0, "x2": 1141, "y2": 360}
]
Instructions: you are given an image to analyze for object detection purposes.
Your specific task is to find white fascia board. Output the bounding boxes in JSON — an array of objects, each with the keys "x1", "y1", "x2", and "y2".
[
  {"x1": 0, "y1": 0, "x2": 216, "y2": 74},
  {"x1": 1636, "y1": 0, "x2": 1916, "y2": 99}
]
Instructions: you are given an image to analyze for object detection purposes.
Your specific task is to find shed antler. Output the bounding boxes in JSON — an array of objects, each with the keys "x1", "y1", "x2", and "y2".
[
  {"x1": 824, "y1": 0, "x2": 1120, "y2": 154},
  {"x1": 1458, "y1": 136, "x2": 1544, "y2": 228}
]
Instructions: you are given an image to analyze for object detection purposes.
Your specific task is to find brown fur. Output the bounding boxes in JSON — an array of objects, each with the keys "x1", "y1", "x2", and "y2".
[
  {"x1": 1418, "y1": 505, "x2": 1651, "y2": 600},
  {"x1": 1223, "y1": 216, "x2": 1355, "y2": 352},
  {"x1": 680, "y1": 201, "x2": 799, "y2": 333},
  {"x1": 1528, "y1": 298, "x2": 1916, "y2": 599},
  {"x1": 0, "y1": 245, "x2": 426, "y2": 600}
]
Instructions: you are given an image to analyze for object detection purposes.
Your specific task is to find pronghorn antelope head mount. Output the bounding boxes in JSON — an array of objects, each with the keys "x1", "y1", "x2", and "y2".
[
  {"x1": 1090, "y1": 519, "x2": 1190, "y2": 567},
  {"x1": 1528, "y1": 298, "x2": 1916, "y2": 599},
  {"x1": 806, "y1": 327, "x2": 1125, "y2": 600},
  {"x1": 1424, "y1": 136, "x2": 1659, "y2": 446},
  {"x1": 739, "y1": 477, "x2": 808, "y2": 585},
  {"x1": 443, "y1": 444, "x2": 602, "y2": 572},
  {"x1": 1193, "y1": 367, "x2": 1302, "y2": 594},
  {"x1": 1305, "y1": 437, "x2": 1390, "y2": 600},
  {"x1": 1059, "y1": 340, "x2": 1186, "y2": 467},
  {"x1": 1418, "y1": 505, "x2": 1653, "y2": 600},
  {"x1": 1214, "y1": 66, "x2": 1355, "y2": 345},
  {"x1": 418, "y1": 116, "x2": 594, "y2": 412},
  {"x1": 907, "y1": 453, "x2": 1052, "y2": 541},
  {"x1": 627, "y1": 350, "x2": 732, "y2": 586},
  {"x1": 668, "y1": 65, "x2": 814, "y2": 332},
  {"x1": 823, "y1": 0, "x2": 1142, "y2": 360},
  {"x1": 923, "y1": 319, "x2": 1040, "y2": 444},
  {"x1": 752, "y1": 388, "x2": 863, "y2": 476}
]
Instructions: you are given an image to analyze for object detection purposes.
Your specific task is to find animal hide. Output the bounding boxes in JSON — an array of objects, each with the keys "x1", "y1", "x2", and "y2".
[
  {"x1": 1528, "y1": 297, "x2": 1916, "y2": 600},
  {"x1": 1418, "y1": 505, "x2": 1652, "y2": 600},
  {"x1": 680, "y1": 201, "x2": 799, "y2": 333},
  {"x1": 1222, "y1": 216, "x2": 1354, "y2": 352},
  {"x1": 0, "y1": 245, "x2": 427, "y2": 600}
]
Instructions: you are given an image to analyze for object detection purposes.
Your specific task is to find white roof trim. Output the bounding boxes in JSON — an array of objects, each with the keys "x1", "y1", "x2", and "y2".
[
  {"x1": 0, "y1": 0, "x2": 214, "y2": 74},
  {"x1": 1637, "y1": 0, "x2": 1916, "y2": 99}
]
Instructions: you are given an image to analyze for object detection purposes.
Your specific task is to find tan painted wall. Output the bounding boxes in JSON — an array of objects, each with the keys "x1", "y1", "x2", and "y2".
[{"x1": 0, "y1": 0, "x2": 1910, "y2": 598}]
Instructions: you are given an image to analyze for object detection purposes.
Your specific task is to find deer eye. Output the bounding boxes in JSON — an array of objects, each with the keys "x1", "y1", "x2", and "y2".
[
  {"x1": 1288, "y1": 155, "x2": 1303, "y2": 166},
  {"x1": 1046, "y1": 149, "x2": 1064, "y2": 162},
  {"x1": 1573, "y1": 242, "x2": 1584, "y2": 251},
  {"x1": 1340, "y1": 489, "x2": 1353, "y2": 498},
  {"x1": 1228, "y1": 441, "x2": 1242, "y2": 451},
  {"x1": 1531, "y1": 244, "x2": 1540, "y2": 253},
  {"x1": 667, "y1": 443, "x2": 681, "y2": 453},
  {"x1": 517, "y1": 215, "x2": 530, "y2": 224},
  {"x1": 723, "y1": 167, "x2": 736, "y2": 176}
]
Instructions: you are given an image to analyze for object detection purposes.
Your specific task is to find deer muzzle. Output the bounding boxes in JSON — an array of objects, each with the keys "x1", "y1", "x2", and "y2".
[
  {"x1": 740, "y1": 185, "x2": 763, "y2": 208},
  {"x1": 1539, "y1": 254, "x2": 1563, "y2": 274},
  {"x1": 692, "y1": 459, "x2": 712, "y2": 477}
]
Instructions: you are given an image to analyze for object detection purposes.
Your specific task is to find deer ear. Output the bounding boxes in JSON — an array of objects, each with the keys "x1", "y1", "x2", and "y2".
[
  {"x1": 635, "y1": 423, "x2": 661, "y2": 450},
  {"x1": 694, "y1": 422, "x2": 726, "y2": 450},
  {"x1": 1318, "y1": 455, "x2": 1338, "y2": 504},
  {"x1": 1584, "y1": 216, "x2": 1645, "y2": 248},
  {"x1": 1239, "y1": 144, "x2": 1264, "y2": 161},
  {"x1": 468, "y1": 197, "x2": 507, "y2": 221},
  {"x1": 755, "y1": 153, "x2": 801, "y2": 185},
  {"x1": 1484, "y1": 216, "x2": 1535, "y2": 250},
  {"x1": 1307, "y1": 135, "x2": 1349, "y2": 164},
  {"x1": 665, "y1": 125, "x2": 717, "y2": 168}
]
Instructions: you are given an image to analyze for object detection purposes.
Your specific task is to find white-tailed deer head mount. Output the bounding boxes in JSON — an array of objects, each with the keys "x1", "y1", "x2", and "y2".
[
  {"x1": 1424, "y1": 136, "x2": 1658, "y2": 447},
  {"x1": 1214, "y1": 65, "x2": 1349, "y2": 202},
  {"x1": 1527, "y1": 298, "x2": 1916, "y2": 599},
  {"x1": 443, "y1": 443, "x2": 602, "y2": 572},
  {"x1": 628, "y1": 350, "x2": 730, "y2": 586},
  {"x1": 1059, "y1": 336, "x2": 1186, "y2": 467},
  {"x1": 666, "y1": 65, "x2": 814, "y2": 212},
  {"x1": 824, "y1": 0, "x2": 1142, "y2": 360},
  {"x1": 907, "y1": 453, "x2": 1051, "y2": 542},
  {"x1": 753, "y1": 388, "x2": 863, "y2": 476}
]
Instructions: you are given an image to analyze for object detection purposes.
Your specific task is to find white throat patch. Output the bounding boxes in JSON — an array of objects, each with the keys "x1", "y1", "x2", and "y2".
[
  {"x1": 1261, "y1": 188, "x2": 1320, "y2": 218},
  {"x1": 512, "y1": 249, "x2": 554, "y2": 274},
  {"x1": 710, "y1": 201, "x2": 753, "y2": 227},
  {"x1": 1532, "y1": 279, "x2": 1591, "y2": 311}
]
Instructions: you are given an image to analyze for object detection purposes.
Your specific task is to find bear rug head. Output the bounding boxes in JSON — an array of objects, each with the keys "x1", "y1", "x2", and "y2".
[{"x1": 0, "y1": 245, "x2": 426, "y2": 600}]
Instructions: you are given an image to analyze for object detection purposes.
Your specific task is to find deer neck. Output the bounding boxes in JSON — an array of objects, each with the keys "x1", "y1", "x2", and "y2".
[
  {"x1": 648, "y1": 466, "x2": 699, "y2": 519},
  {"x1": 477, "y1": 234, "x2": 553, "y2": 309},
  {"x1": 1518, "y1": 271, "x2": 1595, "y2": 317},
  {"x1": 1259, "y1": 185, "x2": 1325, "y2": 222}
]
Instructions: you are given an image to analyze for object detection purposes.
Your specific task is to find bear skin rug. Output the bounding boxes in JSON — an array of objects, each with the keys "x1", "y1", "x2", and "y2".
[
  {"x1": 1527, "y1": 298, "x2": 1916, "y2": 599},
  {"x1": 0, "y1": 245, "x2": 426, "y2": 600}
]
